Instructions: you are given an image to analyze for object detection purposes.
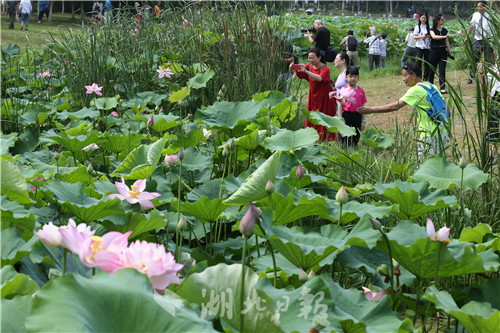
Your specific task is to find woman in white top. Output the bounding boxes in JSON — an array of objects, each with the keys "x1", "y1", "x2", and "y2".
[
  {"x1": 19, "y1": 0, "x2": 32, "y2": 31},
  {"x1": 414, "y1": 12, "x2": 431, "y2": 81},
  {"x1": 401, "y1": 26, "x2": 417, "y2": 68}
]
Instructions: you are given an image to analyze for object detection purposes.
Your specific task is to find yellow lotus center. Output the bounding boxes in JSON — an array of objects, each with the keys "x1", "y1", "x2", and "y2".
[
  {"x1": 443, "y1": 238, "x2": 450, "y2": 245},
  {"x1": 129, "y1": 185, "x2": 141, "y2": 198},
  {"x1": 86, "y1": 236, "x2": 104, "y2": 263}
]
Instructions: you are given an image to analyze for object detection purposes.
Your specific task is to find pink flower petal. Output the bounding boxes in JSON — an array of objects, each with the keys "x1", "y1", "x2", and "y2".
[
  {"x1": 437, "y1": 227, "x2": 450, "y2": 242},
  {"x1": 107, "y1": 193, "x2": 126, "y2": 200},
  {"x1": 134, "y1": 179, "x2": 147, "y2": 193},
  {"x1": 426, "y1": 218, "x2": 436, "y2": 240}
]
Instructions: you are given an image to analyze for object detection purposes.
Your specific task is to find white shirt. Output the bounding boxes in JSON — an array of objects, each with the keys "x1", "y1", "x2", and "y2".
[
  {"x1": 471, "y1": 11, "x2": 492, "y2": 41},
  {"x1": 414, "y1": 24, "x2": 430, "y2": 49},
  {"x1": 19, "y1": 0, "x2": 32, "y2": 14},
  {"x1": 405, "y1": 32, "x2": 416, "y2": 48}
]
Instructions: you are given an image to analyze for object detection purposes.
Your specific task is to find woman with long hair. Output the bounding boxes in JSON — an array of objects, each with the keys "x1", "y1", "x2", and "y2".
[
  {"x1": 414, "y1": 12, "x2": 431, "y2": 81},
  {"x1": 429, "y1": 14, "x2": 453, "y2": 93},
  {"x1": 290, "y1": 48, "x2": 337, "y2": 141}
]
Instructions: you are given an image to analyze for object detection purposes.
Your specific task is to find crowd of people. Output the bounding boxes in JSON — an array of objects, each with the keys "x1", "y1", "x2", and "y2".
[{"x1": 287, "y1": 0, "x2": 496, "y2": 154}]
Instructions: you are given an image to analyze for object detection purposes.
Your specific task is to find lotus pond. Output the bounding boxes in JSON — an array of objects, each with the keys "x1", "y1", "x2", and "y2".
[{"x1": 1, "y1": 3, "x2": 499, "y2": 333}]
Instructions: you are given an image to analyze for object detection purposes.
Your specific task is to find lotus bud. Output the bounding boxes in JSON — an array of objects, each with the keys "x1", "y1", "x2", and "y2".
[
  {"x1": 54, "y1": 151, "x2": 60, "y2": 160},
  {"x1": 459, "y1": 155, "x2": 468, "y2": 169},
  {"x1": 67, "y1": 97, "x2": 72, "y2": 104},
  {"x1": 336, "y1": 185, "x2": 348, "y2": 205},
  {"x1": 377, "y1": 264, "x2": 389, "y2": 276},
  {"x1": 392, "y1": 258, "x2": 399, "y2": 267},
  {"x1": 103, "y1": 102, "x2": 107, "y2": 109},
  {"x1": 114, "y1": 84, "x2": 118, "y2": 90},
  {"x1": 66, "y1": 161, "x2": 71, "y2": 167},
  {"x1": 127, "y1": 123, "x2": 131, "y2": 130},
  {"x1": 369, "y1": 218, "x2": 382, "y2": 230},
  {"x1": 239, "y1": 202, "x2": 259, "y2": 238},
  {"x1": 164, "y1": 154, "x2": 179, "y2": 165},
  {"x1": 160, "y1": 107, "x2": 163, "y2": 113},
  {"x1": 296, "y1": 164, "x2": 304, "y2": 179},
  {"x1": 229, "y1": 139, "x2": 235, "y2": 151},
  {"x1": 178, "y1": 216, "x2": 187, "y2": 230},
  {"x1": 178, "y1": 148, "x2": 184, "y2": 161},
  {"x1": 147, "y1": 115, "x2": 154, "y2": 128},
  {"x1": 265, "y1": 179, "x2": 275, "y2": 194},
  {"x1": 298, "y1": 268, "x2": 308, "y2": 282},
  {"x1": 308, "y1": 269, "x2": 316, "y2": 279},
  {"x1": 222, "y1": 145, "x2": 229, "y2": 157},
  {"x1": 55, "y1": 210, "x2": 60, "y2": 219},
  {"x1": 87, "y1": 163, "x2": 93, "y2": 173}
]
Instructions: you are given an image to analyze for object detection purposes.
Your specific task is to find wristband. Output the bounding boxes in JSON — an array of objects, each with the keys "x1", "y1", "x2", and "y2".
[{"x1": 361, "y1": 120, "x2": 366, "y2": 123}]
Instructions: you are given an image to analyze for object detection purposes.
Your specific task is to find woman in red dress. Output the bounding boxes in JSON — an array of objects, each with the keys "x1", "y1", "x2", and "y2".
[{"x1": 291, "y1": 48, "x2": 337, "y2": 141}]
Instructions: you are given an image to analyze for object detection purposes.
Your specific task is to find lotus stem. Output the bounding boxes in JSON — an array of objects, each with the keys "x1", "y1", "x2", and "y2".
[
  {"x1": 62, "y1": 249, "x2": 67, "y2": 275},
  {"x1": 176, "y1": 160, "x2": 183, "y2": 262},
  {"x1": 268, "y1": 241, "x2": 278, "y2": 288},
  {"x1": 380, "y1": 230, "x2": 396, "y2": 308},
  {"x1": 338, "y1": 204, "x2": 343, "y2": 226},
  {"x1": 239, "y1": 236, "x2": 248, "y2": 333}
]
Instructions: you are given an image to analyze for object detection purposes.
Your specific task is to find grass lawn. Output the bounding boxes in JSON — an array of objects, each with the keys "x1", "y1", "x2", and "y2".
[{"x1": 1, "y1": 13, "x2": 83, "y2": 51}]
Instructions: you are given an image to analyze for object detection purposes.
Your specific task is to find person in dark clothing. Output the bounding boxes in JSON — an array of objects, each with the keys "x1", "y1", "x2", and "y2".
[
  {"x1": 306, "y1": 20, "x2": 330, "y2": 62},
  {"x1": 7, "y1": 1, "x2": 18, "y2": 29},
  {"x1": 38, "y1": 1, "x2": 49, "y2": 23},
  {"x1": 429, "y1": 14, "x2": 453, "y2": 93}
]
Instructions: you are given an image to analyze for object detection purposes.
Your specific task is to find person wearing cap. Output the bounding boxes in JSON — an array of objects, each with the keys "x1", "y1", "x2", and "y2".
[{"x1": 401, "y1": 26, "x2": 417, "y2": 68}]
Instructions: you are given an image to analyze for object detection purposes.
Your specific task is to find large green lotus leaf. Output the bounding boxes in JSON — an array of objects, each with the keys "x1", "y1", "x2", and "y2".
[
  {"x1": 272, "y1": 99, "x2": 298, "y2": 122},
  {"x1": 169, "y1": 86, "x2": 191, "y2": 103},
  {"x1": 294, "y1": 145, "x2": 328, "y2": 167},
  {"x1": 267, "y1": 225, "x2": 340, "y2": 271},
  {"x1": 151, "y1": 114, "x2": 180, "y2": 132},
  {"x1": 41, "y1": 129, "x2": 100, "y2": 157},
  {"x1": 374, "y1": 180, "x2": 457, "y2": 220},
  {"x1": 301, "y1": 108, "x2": 356, "y2": 137},
  {"x1": 25, "y1": 269, "x2": 216, "y2": 332},
  {"x1": 102, "y1": 210, "x2": 166, "y2": 238},
  {"x1": 20, "y1": 108, "x2": 49, "y2": 126},
  {"x1": 97, "y1": 132, "x2": 144, "y2": 155},
  {"x1": 1, "y1": 158, "x2": 30, "y2": 204},
  {"x1": 30, "y1": 160, "x2": 88, "y2": 183},
  {"x1": 125, "y1": 91, "x2": 168, "y2": 107},
  {"x1": 181, "y1": 196, "x2": 228, "y2": 222},
  {"x1": 256, "y1": 275, "x2": 414, "y2": 333},
  {"x1": 361, "y1": 127, "x2": 394, "y2": 148},
  {"x1": 321, "y1": 217, "x2": 382, "y2": 249},
  {"x1": 187, "y1": 69, "x2": 215, "y2": 89},
  {"x1": 178, "y1": 263, "x2": 282, "y2": 333},
  {"x1": 180, "y1": 147, "x2": 213, "y2": 172},
  {"x1": 56, "y1": 107, "x2": 100, "y2": 121},
  {"x1": 195, "y1": 101, "x2": 262, "y2": 129},
  {"x1": 41, "y1": 180, "x2": 124, "y2": 222},
  {"x1": 1, "y1": 295, "x2": 31, "y2": 333},
  {"x1": 92, "y1": 96, "x2": 118, "y2": 110},
  {"x1": 2, "y1": 43, "x2": 20, "y2": 57},
  {"x1": 424, "y1": 285, "x2": 500, "y2": 333},
  {"x1": 1, "y1": 265, "x2": 39, "y2": 299},
  {"x1": 235, "y1": 129, "x2": 267, "y2": 151},
  {"x1": 225, "y1": 151, "x2": 281, "y2": 205},
  {"x1": 1, "y1": 229, "x2": 37, "y2": 266},
  {"x1": 1, "y1": 196, "x2": 36, "y2": 234},
  {"x1": 411, "y1": 156, "x2": 489, "y2": 190},
  {"x1": 459, "y1": 224, "x2": 498, "y2": 252},
  {"x1": 326, "y1": 198, "x2": 393, "y2": 225},
  {"x1": 376, "y1": 221, "x2": 500, "y2": 279},
  {"x1": 263, "y1": 128, "x2": 318, "y2": 151},
  {"x1": 112, "y1": 138, "x2": 166, "y2": 179},
  {"x1": 265, "y1": 192, "x2": 331, "y2": 225},
  {"x1": 1, "y1": 132, "x2": 16, "y2": 155},
  {"x1": 253, "y1": 90, "x2": 286, "y2": 107}
]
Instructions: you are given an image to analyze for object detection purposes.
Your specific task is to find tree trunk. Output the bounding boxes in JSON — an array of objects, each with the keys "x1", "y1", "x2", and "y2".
[
  {"x1": 390, "y1": 0, "x2": 393, "y2": 13},
  {"x1": 61, "y1": 0, "x2": 64, "y2": 13},
  {"x1": 48, "y1": 1, "x2": 53, "y2": 22},
  {"x1": 341, "y1": 0, "x2": 344, "y2": 11}
]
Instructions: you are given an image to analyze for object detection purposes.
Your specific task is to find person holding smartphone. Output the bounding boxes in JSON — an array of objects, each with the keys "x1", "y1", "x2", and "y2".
[{"x1": 414, "y1": 12, "x2": 431, "y2": 81}]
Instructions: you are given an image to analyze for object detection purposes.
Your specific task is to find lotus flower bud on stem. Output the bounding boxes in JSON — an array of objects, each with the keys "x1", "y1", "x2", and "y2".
[
  {"x1": 459, "y1": 154, "x2": 468, "y2": 169},
  {"x1": 308, "y1": 269, "x2": 316, "y2": 279},
  {"x1": 239, "y1": 202, "x2": 259, "y2": 238},
  {"x1": 87, "y1": 163, "x2": 93, "y2": 173},
  {"x1": 178, "y1": 216, "x2": 187, "y2": 230},
  {"x1": 229, "y1": 139, "x2": 235, "y2": 151},
  {"x1": 370, "y1": 218, "x2": 382, "y2": 230},
  {"x1": 164, "y1": 154, "x2": 179, "y2": 165},
  {"x1": 265, "y1": 179, "x2": 275, "y2": 194},
  {"x1": 222, "y1": 145, "x2": 229, "y2": 157},
  {"x1": 298, "y1": 268, "x2": 308, "y2": 282},
  {"x1": 147, "y1": 115, "x2": 154, "y2": 128},
  {"x1": 296, "y1": 164, "x2": 304, "y2": 179},
  {"x1": 336, "y1": 185, "x2": 348, "y2": 205},
  {"x1": 103, "y1": 102, "x2": 107, "y2": 109},
  {"x1": 54, "y1": 151, "x2": 60, "y2": 160},
  {"x1": 178, "y1": 148, "x2": 184, "y2": 161}
]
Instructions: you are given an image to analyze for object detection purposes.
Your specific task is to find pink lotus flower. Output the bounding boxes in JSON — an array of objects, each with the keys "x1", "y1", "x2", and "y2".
[
  {"x1": 457, "y1": 30, "x2": 462, "y2": 36},
  {"x1": 182, "y1": 19, "x2": 189, "y2": 25},
  {"x1": 82, "y1": 143, "x2": 99, "y2": 151},
  {"x1": 339, "y1": 86, "x2": 356, "y2": 103},
  {"x1": 394, "y1": 24, "x2": 398, "y2": 27},
  {"x1": 85, "y1": 83, "x2": 103, "y2": 96},
  {"x1": 79, "y1": 231, "x2": 132, "y2": 273},
  {"x1": 239, "y1": 202, "x2": 260, "y2": 237},
  {"x1": 132, "y1": 28, "x2": 139, "y2": 36},
  {"x1": 30, "y1": 176, "x2": 46, "y2": 191},
  {"x1": 111, "y1": 111, "x2": 119, "y2": 117},
  {"x1": 164, "y1": 154, "x2": 179, "y2": 165},
  {"x1": 157, "y1": 66, "x2": 173, "y2": 79},
  {"x1": 124, "y1": 240, "x2": 183, "y2": 290},
  {"x1": 107, "y1": 177, "x2": 161, "y2": 210},
  {"x1": 37, "y1": 70, "x2": 53, "y2": 78},
  {"x1": 59, "y1": 219, "x2": 95, "y2": 254},
  {"x1": 362, "y1": 287, "x2": 390, "y2": 301},
  {"x1": 36, "y1": 222, "x2": 63, "y2": 248},
  {"x1": 296, "y1": 164, "x2": 304, "y2": 179},
  {"x1": 426, "y1": 218, "x2": 451, "y2": 245}
]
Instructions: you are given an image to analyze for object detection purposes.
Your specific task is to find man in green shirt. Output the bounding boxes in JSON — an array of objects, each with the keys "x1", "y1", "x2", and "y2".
[{"x1": 359, "y1": 62, "x2": 449, "y2": 156}]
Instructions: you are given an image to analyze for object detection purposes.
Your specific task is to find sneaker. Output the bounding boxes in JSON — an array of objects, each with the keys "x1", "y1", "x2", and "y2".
[
  {"x1": 25, "y1": 28, "x2": 28, "y2": 31},
  {"x1": 20, "y1": 26, "x2": 24, "y2": 30},
  {"x1": 467, "y1": 78, "x2": 473, "y2": 84},
  {"x1": 440, "y1": 90, "x2": 448, "y2": 94},
  {"x1": 38, "y1": 20, "x2": 41, "y2": 24}
]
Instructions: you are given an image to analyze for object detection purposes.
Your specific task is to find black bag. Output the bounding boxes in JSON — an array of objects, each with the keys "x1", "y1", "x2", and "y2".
[
  {"x1": 324, "y1": 47, "x2": 337, "y2": 62},
  {"x1": 347, "y1": 36, "x2": 358, "y2": 51}
]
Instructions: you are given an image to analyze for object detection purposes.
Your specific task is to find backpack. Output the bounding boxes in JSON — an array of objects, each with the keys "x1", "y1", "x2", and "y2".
[
  {"x1": 324, "y1": 47, "x2": 337, "y2": 62},
  {"x1": 347, "y1": 36, "x2": 357, "y2": 51},
  {"x1": 417, "y1": 83, "x2": 450, "y2": 125}
]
